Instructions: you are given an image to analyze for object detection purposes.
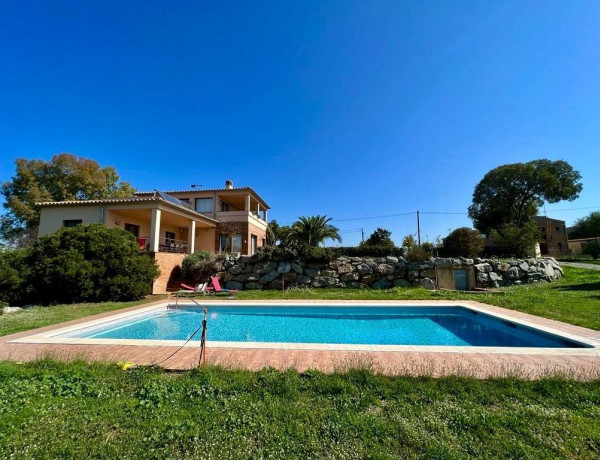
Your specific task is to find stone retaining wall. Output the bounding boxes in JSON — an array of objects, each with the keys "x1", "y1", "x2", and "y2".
[{"x1": 215, "y1": 255, "x2": 563, "y2": 291}]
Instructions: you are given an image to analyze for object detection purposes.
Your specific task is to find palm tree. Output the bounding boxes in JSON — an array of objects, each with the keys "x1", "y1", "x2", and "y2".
[{"x1": 285, "y1": 215, "x2": 342, "y2": 247}]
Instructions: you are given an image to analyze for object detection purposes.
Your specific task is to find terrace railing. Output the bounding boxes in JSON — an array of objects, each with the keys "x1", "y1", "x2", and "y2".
[{"x1": 137, "y1": 236, "x2": 189, "y2": 254}]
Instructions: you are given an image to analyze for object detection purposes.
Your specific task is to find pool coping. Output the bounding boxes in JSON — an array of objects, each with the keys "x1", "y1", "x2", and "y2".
[{"x1": 8, "y1": 300, "x2": 600, "y2": 356}]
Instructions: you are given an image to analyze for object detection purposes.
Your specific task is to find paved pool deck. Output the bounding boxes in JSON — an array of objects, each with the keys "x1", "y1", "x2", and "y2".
[{"x1": 2, "y1": 298, "x2": 600, "y2": 379}]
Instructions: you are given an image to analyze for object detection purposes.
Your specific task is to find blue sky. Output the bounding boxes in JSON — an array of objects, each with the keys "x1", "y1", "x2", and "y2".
[{"x1": 1, "y1": 1, "x2": 599, "y2": 245}]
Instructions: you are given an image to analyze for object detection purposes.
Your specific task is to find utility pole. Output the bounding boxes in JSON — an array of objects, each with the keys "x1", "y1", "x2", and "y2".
[
  {"x1": 417, "y1": 210, "x2": 421, "y2": 247},
  {"x1": 361, "y1": 228, "x2": 364, "y2": 243}
]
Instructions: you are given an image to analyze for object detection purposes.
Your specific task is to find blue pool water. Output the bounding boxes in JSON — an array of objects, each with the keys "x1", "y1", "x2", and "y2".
[{"x1": 61, "y1": 306, "x2": 587, "y2": 348}]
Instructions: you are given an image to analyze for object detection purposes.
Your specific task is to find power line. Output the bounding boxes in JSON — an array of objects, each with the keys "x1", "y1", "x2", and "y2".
[{"x1": 333, "y1": 211, "x2": 416, "y2": 222}]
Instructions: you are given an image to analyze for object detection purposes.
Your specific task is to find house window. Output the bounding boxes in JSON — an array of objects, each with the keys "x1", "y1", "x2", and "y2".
[
  {"x1": 63, "y1": 219, "x2": 82, "y2": 228},
  {"x1": 124, "y1": 223, "x2": 140, "y2": 237},
  {"x1": 555, "y1": 226, "x2": 561, "y2": 231},
  {"x1": 251, "y1": 235, "x2": 257, "y2": 255},
  {"x1": 219, "y1": 233, "x2": 242, "y2": 253},
  {"x1": 195, "y1": 198, "x2": 213, "y2": 213},
  {"x1": 221, "y1": 201, "x2": 230, "y2": 212}
]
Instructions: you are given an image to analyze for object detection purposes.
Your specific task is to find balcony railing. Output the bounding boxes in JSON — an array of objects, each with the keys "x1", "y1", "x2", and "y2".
[{"x1": 137, "y1": 236, "x2": 188, "y2": 254}]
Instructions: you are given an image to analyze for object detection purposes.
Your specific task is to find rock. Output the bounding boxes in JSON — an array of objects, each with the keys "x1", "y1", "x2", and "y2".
[
  {"x1": 393, "y1": 279, "x2": 411, "y2": 288},
  {"x1": 2, "y1": 306, "x2": 22, "y2": 314},
  {"x1": 312, "y1": 276, "x2": 337, "y2": 288},
  {"x1": 407, "y1": 270, "x2": 418, "y2": 282},
  {"x1": 232, "y1": 273, "x2": 260, "y2": 283},
  {"x1": 365, "y1": 259, "x2": 377, "y2": 268},
  {"x1": 421, "y1": 269, "x2": 436, "y2": 278},
  {"x1": 253, "y1": 261, "x2": 276, "y2": 274},
  {"x1": 506, "y1": 266, "x2": 521, "y2": 280},
  {"x1": 489, "y1": 272, "x2": 503, "y2": 282},
  {"x1": 553, "y1": 268, "x2": 562, "y2": 279},
  {"x1": 277, "y1": 261, "x2": 292, "y2": 274},
  {"x1": 394, "y1": 267, "x2": 406, "y2": 278},
  {"x1": 386, "y1": 256, "x2": 398, "y2": 264},
  {"x1": 453, "y1": 259, "x2": 463, "y2": 267},
  {"x1": 225, "y1": 281, "x2": 243, "y2": 290},
  {"x1": 337, "y1": 264, "x2": 353, "y2": 275},
  {"x1": 304, "y1": 268, "x2": 318, "y2": 278},
  {"x1": 414, "y1": 278, "x2": 436, "y2": 290},
  {"x1": 361, "y1": 273, "x2": 381, "y2": 285},
  {"x1": 474, "y1": 263, "x2": 492, "y2": 273},
  {"x1": 297, "y1": 275, "x2": 312, "y2": 284},
  {"x1": 340, "y1": 272, "x2": 360, "y2": 282},
  {"x1": 228, "y1": 265, "x2": 243, "y2": 275},
  {"x1": 244, "y1": 282, "x2": 262, "y2": 290},
  {"x1": 356, "y1": 263, "x2": 372, "y2": 275},
  {"x1": 271, "y1": 279, "x2": 284, "y2": 290},
  {"x1": 239, "y1": 256, "x2": 253, "y2": 264},
  {"x1": 223, "y1": 260, "x2": 234, "y2": 269},
  {"x1": 259, "y1": 270, "x2": 279, "y2": 283},
  {"x1": 221, "y1": 272, "x2": 234, "y2": 283},
  {"x1": 291, "y1": 262, "x2": 303, "y2": 274},
  {"x1": 375, "y1": 263, "x2": 395, "y2": 275},
  {"x1": 242, "y1": 264, "x2": 253, "y2": 273},
  {"x1": 321, "y1": 269, "x2": 337, "y2": 277},
  {"x1": 435, "y1": 258, "x2": 453, "y2": 267},
  {"x1": 283, "y1": 272, "x2": 297, "y2": 283},
  {"x1": 372, "y1": 278, "x2": 392, "y2": 289},
  {"x1": 476, "y1": 272, "x2": 490, "y2": 285},
  {"x1": 462, "y1": 258, "x2": 474, "y2": 265},
  {"x1": 518, "y1": 262, "x2": 529, "y2": 272}
]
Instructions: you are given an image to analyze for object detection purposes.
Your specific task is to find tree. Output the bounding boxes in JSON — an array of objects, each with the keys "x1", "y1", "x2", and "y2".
[
  {"x1": 583, "y1": 242, "x2": 600, "y2": 260},
  {"x1": 285, "y1": 215, "x2": 342, "y2": 248},
  {"x1": 402, "y1": 235, "x2": 416, "y2": 248},
  {"x1": 266, "y1": 220, "x2": 291, "y2": 247},
  {"x1": 468, "y1": 160, "x2": 582, "y2": 235},
  {"x1": 442, "y1": 227, "x2": 483, "y2": 258},
  {"x1": 569, "y1": 212, "x2": 600, "y2": 239},
  {"x1": 1, "y1": 153, "x2": 136, "y2": 245},
  {"x1": 360, "y1": 228, "x2": 394, "y2": 248}
]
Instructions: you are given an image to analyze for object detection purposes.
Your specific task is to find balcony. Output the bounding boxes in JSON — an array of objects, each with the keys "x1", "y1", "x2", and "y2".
[{"x1": 138, "y1": 236, "x2": 189, "y2": 254}]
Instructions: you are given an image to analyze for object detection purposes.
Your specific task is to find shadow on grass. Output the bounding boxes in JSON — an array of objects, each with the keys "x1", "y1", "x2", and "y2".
[{"x1": 553, "y1": 282, "x2": 600, "y2": 292}]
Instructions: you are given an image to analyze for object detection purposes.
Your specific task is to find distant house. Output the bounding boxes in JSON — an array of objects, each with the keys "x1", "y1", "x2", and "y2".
[
  {"x1": 37, "y1": 180, "x2": 270, "y2": 293},
  {"x1": 568, "y1": 237, "x2": 599, "y2": 255},
  {"x1": 534, "y1": 216, "x2": 568, "y2": 256}
]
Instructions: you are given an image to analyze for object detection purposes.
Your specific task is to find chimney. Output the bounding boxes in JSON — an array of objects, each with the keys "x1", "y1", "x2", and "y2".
[{"x1": 225, "y1": 180, "x2": 233, "y2": 190}]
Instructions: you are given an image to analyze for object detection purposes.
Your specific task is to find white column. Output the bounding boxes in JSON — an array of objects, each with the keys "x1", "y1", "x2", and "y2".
[
  {"x1": 149, "y1": 208, "x2": 161, "y2": 252},
  {"x1": 257, "y1": 203, "x2": 260, "y2": 217},
  {"x1": 245, "y1": 194, "x2": 251, "y2": 211},
  {"x1": 264, "y1": 210, "x2": 268, "y2": 223},
  {"x1": 188, "y1": 219, "x2": 196, "y2": 254}
]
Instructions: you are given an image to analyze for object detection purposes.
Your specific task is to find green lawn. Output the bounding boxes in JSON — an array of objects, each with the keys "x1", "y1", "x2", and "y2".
[
  {"x1": 232, "y1": 266, "x2": 600, "y2": 330},
  {"x1": 0, "y1": 360, "x2": 598, "y2": 459},
  {"x1": 0, "y1": 296, "x2": 166, "y2": 337}
]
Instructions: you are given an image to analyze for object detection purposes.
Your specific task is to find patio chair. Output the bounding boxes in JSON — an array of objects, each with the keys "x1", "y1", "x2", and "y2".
[
  {"x1": 178, "y1": 282, "x2": 208, "y2": 295},
  {"x1": 208, "y1": 276, "x2": 238, "y2": 295}
]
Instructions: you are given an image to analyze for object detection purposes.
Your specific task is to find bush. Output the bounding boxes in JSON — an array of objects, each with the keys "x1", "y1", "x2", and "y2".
[
  {"x1": 181, "y1": 251, "x2": 222, "y2": 283},
  {"x1": 27, "y1": 224, "x2": 159, "y2": 305},
  {"x1": 406, "y1": 247, "x2": 431, "y2": 262},
  {"x1": 0, "y1": 248, "x2": 31, "y2": 305},
  {"x1": 441, "y1": 227, "x2": 483, "y2": 258},
  {"x1": 583, "y1": 242, "x2": 600, "y2": 259}
]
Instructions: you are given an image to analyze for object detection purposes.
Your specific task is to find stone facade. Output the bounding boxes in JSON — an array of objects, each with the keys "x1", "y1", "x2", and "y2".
[{"x1": 213, "y1": 255, "x2": 563, "y2": 291}]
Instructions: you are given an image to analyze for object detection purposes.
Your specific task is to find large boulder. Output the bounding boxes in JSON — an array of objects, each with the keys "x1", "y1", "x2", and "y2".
[
  {"x1": 253, "y1": 261, "x2": 277, "y2": 274},
  {"x1": 225, "y1": 281, "x2": 244, "y2": 291},
  {"x1": 259, "y1": 270, "x2": 279, "y2": 283},
  {"x1": 375, "y1": 263, "x2": 395, "y2": 275},
  {"x1": 297, "y1": 275, "x2": 311, "y2": 284},
  {"x1": 312, "y1": 276, "x2": 337, "y2": 288},
  {"x1": 393, "y1": 279, "x2": 411, "y2": 288},
  {"x1": 232, "y1": 273, "x2": 260, "y2": 283},
  {"x1": 228, "y1": 265, "x2": 243, "y2": 275},
  {"x1": 277, "y1": 261, "x2": 292, "y2": 274},
  {"x1": 372, "y1": 278, "x2": 392, "y2": 289},
  {"x1": 304, "y1": 268, "x2": 318, "y2": 278},
  {"x1": 340, "y1": 272, "x2": 360, "y2": 282},
  {"x1": 474, "y1": 263, "x2": 492, "y2": 273},
  {"x1": 414, "y1": 278, "x2": 436, "y2": 290},
  {"x1": 337, "y1": 264, "x2": 353, "y2": 275},
  {"x1": 291, "y1": 262, "x2": 303, "y2": 274},
  {"x1": 361, "y1": 273, "x2": 381, "y2": 285},
  {"x1": 356, "y1": 263, "x2": 372, "y2": 275}
]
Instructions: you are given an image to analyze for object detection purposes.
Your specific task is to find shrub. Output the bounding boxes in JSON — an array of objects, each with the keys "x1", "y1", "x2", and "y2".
[
  {"x1": 27, "y1": 224, "x2": 159, "y2": 305},
  {"x1": 406, "y1": 247, "x2": 431, "y2": 262},
  {"x1": 441, "y1": 227, "x2": 483, "y2": 258},
  {"x1": 181, "y1": 251, "x2": 222, "y2": 283},
  {"x1": 583, "y1": 241, "x2": 600, "y2": 259},
  {"x1": 0, "y1": 248, "x2": 31, "y2": 305}
]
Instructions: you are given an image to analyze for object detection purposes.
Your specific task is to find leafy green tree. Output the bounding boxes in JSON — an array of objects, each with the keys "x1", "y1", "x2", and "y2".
[
  {"x1": 442, "y1": 227, "x2": 483, "y2": 258},
  {"x1": 1, "y1": 153, "x2": 136, "y2": 245},
  {"x1": 583, "y1": 242, "x2": 600, "y2": 259},
  {"x1": 402, "y1": 235, "x2": 416, "y2": 248},
  {"x1": 569, "y1": 212, "x2": 600, "y2": 239},
  {"x1": 361, "y1": 228, "x2": 394, "y2": 248},
  {"x1": 266, "y1": 220, "x2": 291, "y2": 247},
  {"x1": 285, "y1": 215, "x2": 341, "y2": 248},
  {"x1": 468, "y1": 160, "x2": 582, "y2": 235}
]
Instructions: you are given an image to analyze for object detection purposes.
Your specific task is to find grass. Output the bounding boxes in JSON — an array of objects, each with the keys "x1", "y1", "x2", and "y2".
[
  {"x1": 556, "y1": 257, "x2": 600, "y2": 265},
  {"x1": 0, "y1": 360, "x2": 598, "y2": 459},
  {"x1": 0, "y1": 295, "x2": 166, "y2": 337},
  {"x1": 232, "y1": 266, "x2": 600, "y2": 330}
]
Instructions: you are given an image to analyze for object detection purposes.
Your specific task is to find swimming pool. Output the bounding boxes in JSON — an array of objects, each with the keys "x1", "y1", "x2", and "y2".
[{"x1": 58, "y1": 305, "x2": 589, "y2": 348}]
